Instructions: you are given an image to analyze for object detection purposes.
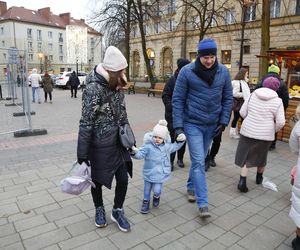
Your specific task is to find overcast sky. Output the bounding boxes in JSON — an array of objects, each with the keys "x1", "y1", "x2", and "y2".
[{"x1": 6, "y1": 0, "x2": 101, "y2": 20}]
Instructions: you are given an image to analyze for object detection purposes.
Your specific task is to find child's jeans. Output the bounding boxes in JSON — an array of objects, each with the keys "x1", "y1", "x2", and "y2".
[{"x1": 144, "y1": 180, "x2": 163, "y2": 201}]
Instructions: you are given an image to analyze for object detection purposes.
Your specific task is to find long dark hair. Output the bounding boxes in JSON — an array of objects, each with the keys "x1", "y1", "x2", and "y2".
[
  {"x1": 107, "y1": 70, "x2": 127, "y2": 90},
  {"x1": 234, "y1": 67, "x2": 248, "y2": 80}
]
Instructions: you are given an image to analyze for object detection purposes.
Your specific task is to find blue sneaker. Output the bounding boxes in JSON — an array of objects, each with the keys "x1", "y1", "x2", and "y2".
[
  {"x1": 140, "y1": 200, "x2": 150, "y2": 214},
  {"x1": 153, "y1": 196, "x2": 160, "y2": 207},
  {"x1": 95, "y1": 206, "x2": 107, "y2": 228},
  {"x1": 111, "y1": 208, "x2": 131, "y2": 232}
]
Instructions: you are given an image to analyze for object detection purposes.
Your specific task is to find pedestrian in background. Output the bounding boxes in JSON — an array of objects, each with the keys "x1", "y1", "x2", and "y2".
[
  {"x1": 229, "y1": 67, "x2": 251, "y2": 139},
  {"x1": 131, "y1": 120, "x2": 186, "y2": 214},
  {"x1": 162, "y1": 58, "x2": 190, "y2": 171},
  {"x1": 68, "y1": 71, "x2": 80, "y2": 98},
  {"x1": 172, "y1": 38, "x2": 232, "y2": 218},
  {"x1": 235, "y1": 76, "x2": 285, "y2": 193},
  {"x1": 41, "y1": 72, "x2": 54, "y2": 103},
  {"x1": 28, "y1": 68, "x2": 42, "y2": 104},
  {"x1": 77, "y1": 46, "x2": 133, "y2": 232},
  {"x1": 255, "y1": 64, "x2": 289, "y2": 150},
  {"x1": 289, "y1": 104, "x2": 300, "y2": 250}
]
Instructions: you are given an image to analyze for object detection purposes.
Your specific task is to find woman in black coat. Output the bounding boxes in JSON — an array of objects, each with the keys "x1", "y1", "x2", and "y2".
[
  {"x1": 77, "y1": 46, "x2": 133, "y2": 232},
  {"x1": 162, "y1": 58, "x2": 190, "y2": 170}
]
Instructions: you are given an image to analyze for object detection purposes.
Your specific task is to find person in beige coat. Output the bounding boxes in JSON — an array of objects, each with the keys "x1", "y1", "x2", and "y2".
[
  {"x1": 235, "y1": 76, "x2": 285, "y2": 192},
  {"x1": 289, "y1": 104, "x2": 300, "y2": 250}
]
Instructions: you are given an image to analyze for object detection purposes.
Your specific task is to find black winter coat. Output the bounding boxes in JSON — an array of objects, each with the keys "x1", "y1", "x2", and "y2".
[
  {"x1": 77, "y1": 67, "x2": 132, "y2": 189},
  {"x1": 162, "y1": 71, "x2": 178, "y2": 130},
  {"x1": 68, "y1": 73, "x2": 80, "y2": 87},
  {"x1": 255, "y1": 73, "x2": 289, "y2": 110}
]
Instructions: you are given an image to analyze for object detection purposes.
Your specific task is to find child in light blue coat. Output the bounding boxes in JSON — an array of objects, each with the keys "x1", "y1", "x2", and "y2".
[{"x1": 131, "y1": 120, "x2": 186, "y2": 214}]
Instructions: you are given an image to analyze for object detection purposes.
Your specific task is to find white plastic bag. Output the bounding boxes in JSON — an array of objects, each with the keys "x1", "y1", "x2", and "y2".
[{"x1": 262, "y1": 177, "x2": 278, "y2": 192}]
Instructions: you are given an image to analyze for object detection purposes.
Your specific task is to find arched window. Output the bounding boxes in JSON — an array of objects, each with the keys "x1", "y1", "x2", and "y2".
[
  {"x1": 162, "y1": 47, "x2": 173, "y2": 77},
  {"x1": 132, "y1": 50, "x2": 140, "y2": 78}
]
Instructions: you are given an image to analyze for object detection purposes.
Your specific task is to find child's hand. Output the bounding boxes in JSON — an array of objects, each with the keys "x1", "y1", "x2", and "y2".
[
  {"x1": 131, "y1": 146, "x2": 139, "y2": 154},
  {"x1": 176, "y1": 133, "x2": 186, "y2": 142}
]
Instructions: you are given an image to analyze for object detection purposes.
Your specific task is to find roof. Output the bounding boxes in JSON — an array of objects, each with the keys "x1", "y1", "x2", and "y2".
[{"x1": 0, "y1": 5, "x2": 101, "y2": 36}]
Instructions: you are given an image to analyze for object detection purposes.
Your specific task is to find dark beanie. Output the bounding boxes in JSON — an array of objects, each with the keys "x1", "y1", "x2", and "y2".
[
  {"x1": 197, "y1": 38, "x2": 217, "y2": 57},
  {"x1": 263, "y1": 76, "x2": 280, "y2": 91},
  {"x1": 177, "y1": 58, "x2": 190, "y2": 70}
]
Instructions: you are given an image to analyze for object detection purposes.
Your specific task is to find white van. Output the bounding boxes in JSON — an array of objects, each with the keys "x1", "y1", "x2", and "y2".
[{"x1": 55, "y1": 71, "x2": 87, "y2": 89}]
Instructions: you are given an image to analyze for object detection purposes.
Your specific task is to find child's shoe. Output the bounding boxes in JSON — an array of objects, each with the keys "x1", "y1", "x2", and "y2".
[
  {"x1": 140, "y1": 200, "x2": 150, "y2": 214},
  {"x1": 153, "y1": 196, "x2": 160, "y2": 207}
]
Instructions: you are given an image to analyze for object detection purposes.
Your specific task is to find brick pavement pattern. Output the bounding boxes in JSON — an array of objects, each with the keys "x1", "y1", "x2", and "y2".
[{"x1": 0, "y1": 88, "x2": 297, "y2": 249}]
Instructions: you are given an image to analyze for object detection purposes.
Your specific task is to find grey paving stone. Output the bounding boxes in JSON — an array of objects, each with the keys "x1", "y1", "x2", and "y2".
[
  {"x1": 148, "y1": 211, "x2": 186, "y2": 231},
  {"x1": 178, "y1": 231, "x2": 210, "y2": 249},
  {"x1": 59, "y1": 231, "x2": 100, "y2": 250},
  {"x1": 26, "y1": 181, "x2": 56, "y2": 193},
  {"x1": 0, "y1": 223, "x2": 15, "y2": 237},
  {"x1": 130, "y1": 243, "x2": 152, "y2": 250},
  {"x1": 44, "y1": 204, "x2": 81, "y2": 221},
  {"x1": 238, "y1": 225, "x2": 286, "y2": 250},
  {"x1": 231, "y1": 221, "x2": 256, "y2": 237},
  {"x1": 0, "y1": 188, "x2": 27, "y2": 202},
  {"x1": 145, "y1": 229, "x2": 183, "y2": 249},
  {"x1": 196, "y1": 222, "x2": 226, "y2": 240},
  {"x1": 152, "y1": 240, "x2": 188, "y2": 250},
  {"x1": 73, "y1": 238, "x2": 118, "y2": 250},
  {"x1": 3, "y1": 242, "x2": 25, "y2": 250},
  {"x1": 247, "y1": 214, "x2": 268, "y2": 226},
  {"x1": 17, "y1": 192, "x2": 55, "y2": 211},
  {"x1": 209, "y1": 190, "x2": 234, "y2": 207},
  {"x1": 55, "y1": 213, "x2": 89, "y2": 227},
  {"x1": 213, "y1": 209, "x2": 250, "y2": 231},
  {"x1": 264, "y1": 211, "x2": 295, "y2": 237},
  {"x1": 66, "y1": 218, "x2": 96, "y2": 237},
  {"x1": 216, "y1": 231, "x2": 241, "y2": 247},
  {"x1": 0, "y1": 233, "x2": 21, "y2": 248},
  {"x1": 23, "y1": 228, "x2": 71, "y2": 250},
  {"x1": 34, "y1": 203, "x2": 61, "y2": 214},
  {"x1": 236, "y1": 201, "x2": 265, "y2": 216},
  {"x1": 0, "y1": 203, "x2": 19, "y2": 217},
  {"x1": 176, "y1": 219, "x2": 201, "y2": 235},
  {"x1": 19, "y1": 222, "x2": 57, "y2": 240},
  {"x1": 108, "y1": 221, "x2": 161, "y2": 249},
  {"x1": 14, "y1": 214, "x2": 47, "y2": 232},
  {"x1": 199, "y1": 241, "x2": 227, "y2": 250}
]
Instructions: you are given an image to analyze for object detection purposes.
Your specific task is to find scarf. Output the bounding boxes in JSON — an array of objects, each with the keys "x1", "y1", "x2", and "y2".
[{"x1": 193, "y1": 56, "x2": 218, "y2": 85}]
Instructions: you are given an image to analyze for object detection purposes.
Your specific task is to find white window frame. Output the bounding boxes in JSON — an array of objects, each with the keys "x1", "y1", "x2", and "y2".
[
  {"x1": 225, "y1": 8, "x2": 235, "y2": 24},
  {"x1": 27, "y1": 28, "x2": 32, "y2": 39},
  {"x1": 37, "y1": 30, "x2": 42, "y2": 41},
  {"x1": 245, "y1": 4, "x2": 256, "y2": 22}
]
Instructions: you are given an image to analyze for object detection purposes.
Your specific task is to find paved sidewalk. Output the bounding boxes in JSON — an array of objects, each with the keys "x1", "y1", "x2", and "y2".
[{"x1": 0, "y1": 89, "x2": 297, "y2": 249}]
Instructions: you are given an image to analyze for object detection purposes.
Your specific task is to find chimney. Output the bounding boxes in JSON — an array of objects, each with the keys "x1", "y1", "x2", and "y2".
[
  {"x1": 38, "y1": 7, "x2": 50, "y2": 20},
  {"x1": 59, "y1": 13, "x2": 70, "y2": 25},
  {"x1": 80, "y1": 19, "x2": 85, "y2": 24},
  {"x1": 0, "y1": 1, "x2": 7, "y2": 15}
]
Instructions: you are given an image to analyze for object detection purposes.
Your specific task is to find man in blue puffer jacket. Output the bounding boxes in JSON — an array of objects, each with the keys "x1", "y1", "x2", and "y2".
[{"x1": 172, "y1": 38, "x2": 233, "y2": 218}]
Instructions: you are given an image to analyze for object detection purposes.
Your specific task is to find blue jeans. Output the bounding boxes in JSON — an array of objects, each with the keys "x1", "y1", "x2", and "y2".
[
  {"x1": 184, "y1": 122, "x2": 216, "y2": 208},
  {"x1": 143, "y1": 180, "x2": 163, "y2": 201},
  {"x1": 32, "y1": 87, "x2": 40, "y2": 102}
]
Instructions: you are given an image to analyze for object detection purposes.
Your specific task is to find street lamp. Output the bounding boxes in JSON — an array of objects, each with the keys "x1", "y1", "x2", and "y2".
[{"x1": 38, "y1": 52, "x2": 43, "y2": 73}]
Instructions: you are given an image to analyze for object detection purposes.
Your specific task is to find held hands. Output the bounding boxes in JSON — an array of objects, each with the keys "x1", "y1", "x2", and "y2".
[
  {"x1": 175, "y1": 128, "x2": 186, "y2": 142},
  {"x1": 214, "y1": 124, "x2": 226, "y2": 138},
  {"x1": 130, "y1": 146, "x2": 139, "y2": 155}
]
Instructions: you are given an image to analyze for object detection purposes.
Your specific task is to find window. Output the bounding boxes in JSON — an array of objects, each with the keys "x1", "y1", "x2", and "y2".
[
  {"x1": 58, "y1": 33, "x2": 63, "y2": 42},
  {"x1": 296, "y1": 0, "x2": 300, "y2": 15},
  {"x1": 90, "y1": 37, "x2": 95, "y2": 47},
  {"x1": 243, "y1": 45, "x2": 250, "y2": 54},
  {"x1": 204, "y1": 14, "x2": 216, "y2": 28},
  {"x1": 168, "y1": 19, "x2": 175, "y2": 32},
  {"x1": 132, "y1": 26, "x2": 137, "y2": 38},
  {"x1": 154, "y1": 2, "x2": 160, "y2": 16},
  {"x1": 27, "y1": 28, "x2": 32, "y2": 39},
  {"x1": 0, "y1": 27, "x2": 3, "y2": 35},
  {"x1": 2, "y1": 40, "x2": 5, "y2": 47},
  {"x1": 28, "y1": 41, "x2": 33, "y2": 51},
  {"x1": 154, "y1": 23, "x2": 160, "y2": 34},
  {"x1": 28, "y1": 54, "x2": 33, "y2": 61},
  {"x1": 59, "y1": 56, "x2": 63, "y2": 62},
  {"x1": 37, "y1": 42, "x2": 42, "y2": 52},
  {"x1": 167, "y1": 0, "x2": 176, "y2": 14},
  {"x1": 91, "y1": 48, "x2": 94, "y2": 57},
  {"x1": 270, "y1": 0, "x2": 281, "y2": 18},
  {"x1": 37, "y1": 30, "x2": 42, "y2": 40},
  {"x1": 3, "y1": 53, "x2": 6, "y2": 60},
  {"x1": 224, "y1": 9, "x2": 235, "y2": 24},
  {"x1": 49, "y1": 55, "x2": 53, "y2": 61},
  {"x1": 48, "y1": 31, "x2": 52, "y2": 39},
  {"x1": 59, "y1": 45, "x2": 63, "y2": 54},
  {"x1": 245, "y1": 4, "x2": 256, "y2": 22},
  {"x1": 48, "y1": 43, "x2": 53, "y2": 50},
  {"x1": 221, "y1": 50, "x2": 231, "y2": 64}
]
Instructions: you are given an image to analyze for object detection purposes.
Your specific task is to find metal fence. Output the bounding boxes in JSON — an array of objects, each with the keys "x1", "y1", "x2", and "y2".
[{"x1": 0, "y1": 47, "x2": 46, "y2": 137}]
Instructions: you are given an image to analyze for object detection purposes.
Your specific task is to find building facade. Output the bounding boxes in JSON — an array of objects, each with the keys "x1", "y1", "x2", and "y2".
[
  {"x1": 0, "y1": 1, "x2": 102, "y2": 79},
  {"x1": 129, "y1": 0, "x2": 300, "y2": 83}
]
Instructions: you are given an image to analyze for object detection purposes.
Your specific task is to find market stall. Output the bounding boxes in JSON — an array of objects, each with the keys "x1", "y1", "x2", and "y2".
[{"x1": 266, "y1": 49, "x2": 300, "y2": 141}]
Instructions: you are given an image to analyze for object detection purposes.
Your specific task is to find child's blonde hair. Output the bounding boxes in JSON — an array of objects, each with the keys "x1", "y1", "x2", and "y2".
[{"x1": 296, "y1": 104, "x2": 300, "y2": 120}]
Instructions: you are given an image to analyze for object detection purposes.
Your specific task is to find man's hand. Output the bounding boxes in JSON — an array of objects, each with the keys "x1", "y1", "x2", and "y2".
[
  {"x1": 77, "y1": 158, "x2": 90, "y2": 166},
  {"x1": 175, "y1": 128, "x2": 185, "y2": 142},
  {"x1": 213, "y1": 124, "x2": 226, "y2": 138},
  {"x1": 130, "y1": 146, "x2": 139, "y2": 154}
]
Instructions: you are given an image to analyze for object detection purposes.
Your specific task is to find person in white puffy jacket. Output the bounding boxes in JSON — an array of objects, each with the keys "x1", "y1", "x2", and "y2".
[
  {"x1": 289, "y1": 104, "x2": 300, "y2": 250},
  {"x1": 28, "y1": 68, "x2": 42, "y2": 103},
  {"x1": 234, "y1": 76, "x2": 285, "y2": 193}
]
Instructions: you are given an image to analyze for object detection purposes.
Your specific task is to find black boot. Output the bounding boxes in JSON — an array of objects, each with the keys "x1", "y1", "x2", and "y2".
[
  {"x1": 237, "y1": 176, "x2": 248, "y2": 193},
  {"x1": 256, "y1": 173, "x2": 263, "y2": 184},
  {"x1": 292, "y1": 235, "x2": 300, "y2": 250},
  {"x1": 209, "y1": 157, "x2": 216, "y2": 167}
]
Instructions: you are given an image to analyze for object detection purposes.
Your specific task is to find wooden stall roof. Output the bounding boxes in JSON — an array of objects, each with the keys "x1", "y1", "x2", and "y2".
[{"x1": 267, "y1": 49, "x2": 300, "y2": 58}]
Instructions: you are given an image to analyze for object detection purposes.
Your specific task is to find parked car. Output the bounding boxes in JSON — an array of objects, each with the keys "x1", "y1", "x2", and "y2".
[{"x1": 55, "y1": 71, "x2": 87, "y2": 89}]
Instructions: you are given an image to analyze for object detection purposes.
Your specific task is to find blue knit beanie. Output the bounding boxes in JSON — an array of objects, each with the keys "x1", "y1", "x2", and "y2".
[{"x1": 197, "y1": 38, "x2": 217, "y2": 57}]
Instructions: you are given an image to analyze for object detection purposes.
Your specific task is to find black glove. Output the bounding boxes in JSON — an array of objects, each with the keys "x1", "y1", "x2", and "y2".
[
  {"x1": 175, "y1": 127, "x2": 185, "y2": 142},
  {"x1": 213, "y1": 124, "x2": 226, "y2": 138},
  {"x1": 77, "y1": 158, "x2": 90, "y2": 166}
]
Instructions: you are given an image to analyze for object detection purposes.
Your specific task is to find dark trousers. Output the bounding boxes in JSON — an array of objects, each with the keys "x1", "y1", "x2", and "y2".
[
  {"x1": 207, "y1": 130, "x2": 222, "y2": 159},
  {"x1": 231, "y1": 111, "x2": 241, "y2": 128},
  {"x1": 70, "y1": 86, "x2": 77, "y2": 97},
  {"x1": 44, "y1": 92, "x2": 52, "y2": 101},
  {"x1": 169, "y1": 128, "x2": 186, "y2": 164},
  {"x1": 91, "y1": 165, "x2": 128, "y2": 209}
]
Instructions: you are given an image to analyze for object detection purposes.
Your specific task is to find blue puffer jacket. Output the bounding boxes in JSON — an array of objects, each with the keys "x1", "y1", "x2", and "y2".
[
  {"x1": 172, "y1": 62, "x2": 233, "y2": 128},
  {"x1": 132, "y1": 132, "x2": 184, "y2": 183}
]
